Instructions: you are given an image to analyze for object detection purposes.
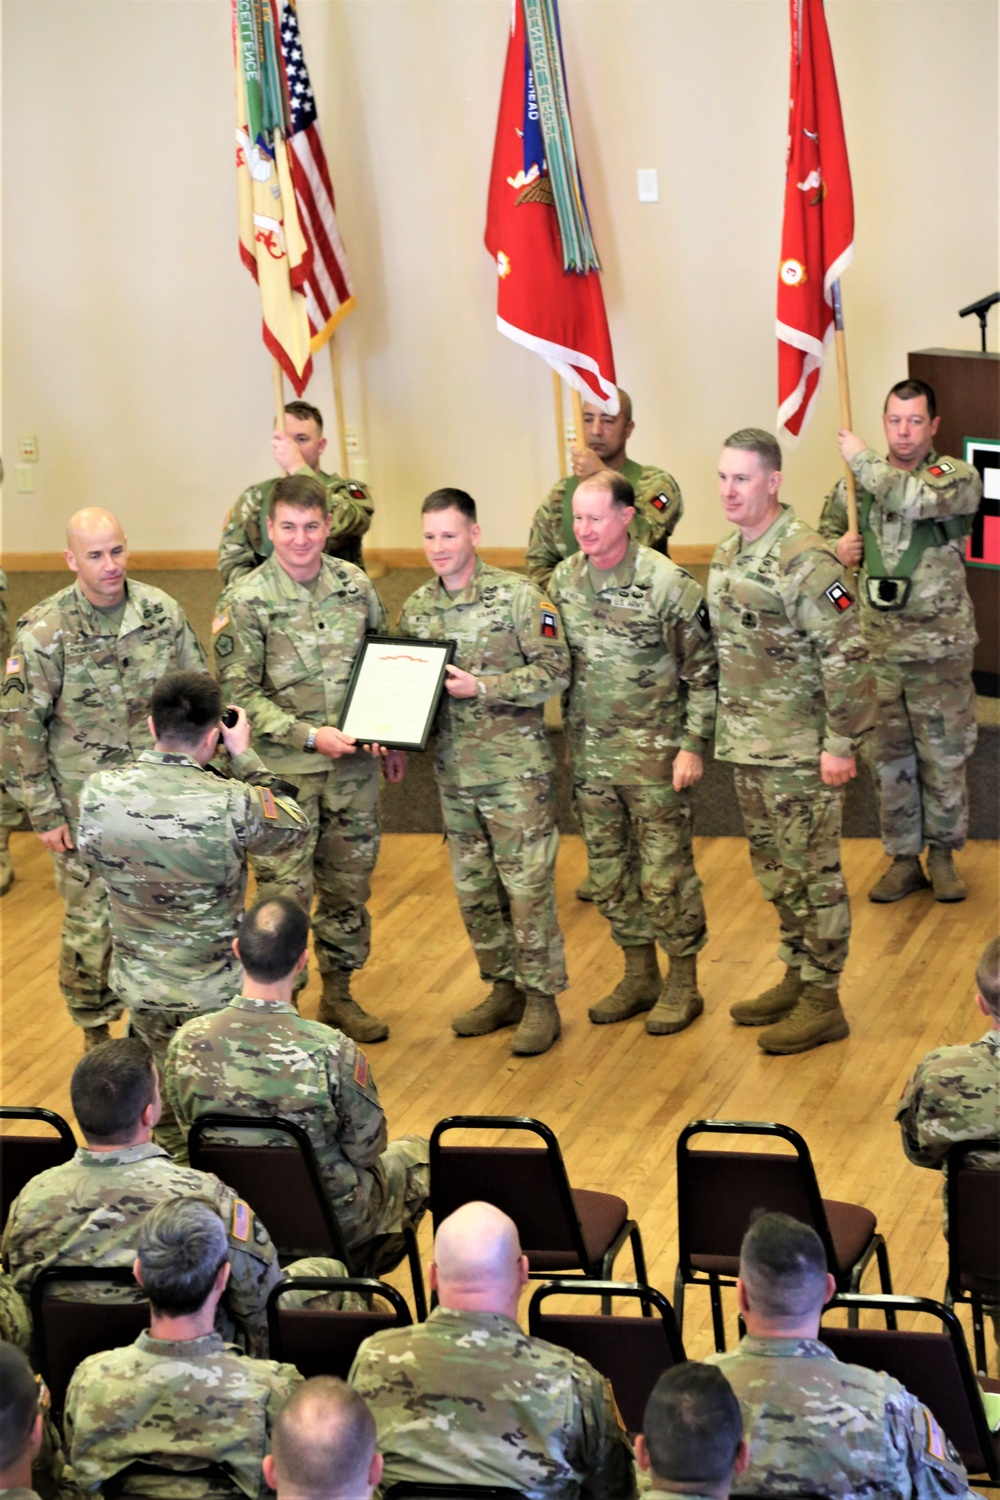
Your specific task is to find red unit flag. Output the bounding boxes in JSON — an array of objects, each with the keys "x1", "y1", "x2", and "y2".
[
  {"x1": 485, "y1": 0, "x2": 617, "y2": 411},
  {"x1": 776, "y1": 0, "x2": 854, "y2": 439}
]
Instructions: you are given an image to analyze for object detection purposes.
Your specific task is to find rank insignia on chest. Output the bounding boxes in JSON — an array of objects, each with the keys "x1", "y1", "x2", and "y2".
[
  {"x1": 347, "y1": 484, "x2": 366, "y2": 499},
  {"x1": 539, "y1": 606, "x2": 559, "y2": 638},
  {"x1": 231, "y1": 1199, "x2": 251, "y2": 1241},
  {"x1": 651, "y1": 493, "x2": 669, "y2": 511},
  {"x1": 927, "y1": 461, "x2": 955, "y2": 477},
  {"x1": 824, "y1": 580, "x2": 854, "y2": 612},
  {"x1": 257, "y1": 787, "x2": 279, "y2": 819}
]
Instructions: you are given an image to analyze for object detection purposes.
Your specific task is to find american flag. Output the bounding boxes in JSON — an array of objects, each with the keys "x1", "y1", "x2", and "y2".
[{"x1": 279, "y1": 0, "x2": 356, "y2": 347}]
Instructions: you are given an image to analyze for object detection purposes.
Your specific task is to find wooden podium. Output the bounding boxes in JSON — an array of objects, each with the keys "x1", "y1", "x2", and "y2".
[{"x1": 908, "y1": 348, "x2": 999, "y2": 695}]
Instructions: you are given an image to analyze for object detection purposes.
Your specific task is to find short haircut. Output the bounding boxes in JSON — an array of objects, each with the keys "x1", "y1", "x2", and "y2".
[
  {"x1": 71, "y1": 1037, "x2": 156, "y2": 1144},
  {"x1": 421, "y1": 487, "x2": 477, "y2": 522},
  {"x1": 271, "y1": 1378, "x2": 376, "y2": 1500},
  {"x1": 577, "y1": 470, "x2": 636, "y2": 510},
  {"x1": 237, "y1": 896, "x2": 309, "y2": 983},
  {"x1": 136, "y1": 1199, "x2": 229, "y2": 1317},
  {"x1": 739, "y1": 1211, "x2": 828, "y2": 1319},
  {"x1": 0, "y1": 1343, "x2": 39, "y2": 1471},
  {"x1": 616, "y1": 388, "x2": 633, "y2": 426},
  {"x1": 283, "y1": 401, "x2": 324, "y2": 432},
  {"x1": 723, "y1": 428, "x2": 783, "y2": 475},
  {"x1": 149, "y1": 671, "x2": 222, "y2": 747},
  {"x1": 976, "y1": 936, "x2": 1000, "y2": 1018},
  {"x1": 884, "y1": 379, "x2": 936, "y2": 420},
  {"x1": 270, "y1": 474, "x2": 328, "y2": 517},
  {"x1": 643, "y1": 1363, "x2": 743, "y2": 1486}
]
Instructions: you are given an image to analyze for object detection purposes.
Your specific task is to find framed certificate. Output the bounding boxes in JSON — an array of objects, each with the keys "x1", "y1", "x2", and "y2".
[{"x1": 338, "y1": 635, "x2": 456, "y2": 751}]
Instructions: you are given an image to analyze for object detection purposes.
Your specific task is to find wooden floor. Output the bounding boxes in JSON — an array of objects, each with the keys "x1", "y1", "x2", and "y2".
[{"x1": 2, "y1": 829, "x2": 998, "y2": 1379}]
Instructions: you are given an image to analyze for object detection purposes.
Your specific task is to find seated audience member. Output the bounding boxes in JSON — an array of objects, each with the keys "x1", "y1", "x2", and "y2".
[
  {"x1": 164, "y1": 897, "x2": 429, "y2": 1258},
  {"x1": 0, "y1": 1343, "x2": 44, "y2": 1500},
  {"x1": 262, "y1": 1379, "x2": 381, "y2": 1500},
  {"x1": 349, "y1": 1200, "x2": 636, "y2": 1500},
  {"x1": 64, "y1": 1199, "x2": 301, "y2": 1500},
  {"x1": 707, "y1": 1212, "x2": 970, "y2": 1499},
  {"x1": 0, "y1": 1317, "x2": 67, "y2": 1500},
  {"x1": 636, "y1": 1363, "x2": 747, "y2": 1500},
  {"x1": 2, "y1": 1038, "x2": 278, "y2": 1357}
]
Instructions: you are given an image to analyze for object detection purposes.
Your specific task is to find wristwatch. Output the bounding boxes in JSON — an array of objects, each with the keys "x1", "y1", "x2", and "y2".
[{"x1": 304, "y1": 728, "x2": 318, "y2": 753}]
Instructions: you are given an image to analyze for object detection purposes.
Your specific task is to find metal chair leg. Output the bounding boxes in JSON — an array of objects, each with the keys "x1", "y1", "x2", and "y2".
[
  {"x1": 972, "y1": 1293, "x2": 988, "y2": 1375},
  {"x1": 875, "y1": 1240, "x2": 896, "y2": 1329},
  {"x1": 629, "y1": 1227, "x2": 652, "y2": 1317},
  {"x1": 672, "y1": 1267, "x2": 685, "y2": 1337}
]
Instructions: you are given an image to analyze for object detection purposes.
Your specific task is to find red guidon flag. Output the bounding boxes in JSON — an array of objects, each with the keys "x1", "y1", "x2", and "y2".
[
  {"x1": 485, "y1": 0, "x2": 617, "y2": 411},
  {"x1": 776, "y1": 0, "x2": 854, "y2": 439}
]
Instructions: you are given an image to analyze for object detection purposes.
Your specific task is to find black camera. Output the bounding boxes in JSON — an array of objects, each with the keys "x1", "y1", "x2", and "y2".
[{"x1": 220, "y1": 707, "x2": 239, "y2": 729}]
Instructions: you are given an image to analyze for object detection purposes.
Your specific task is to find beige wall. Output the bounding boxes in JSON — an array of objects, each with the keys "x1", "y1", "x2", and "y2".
[{"x1": 3, "y1": 0, "x2": 997, "y2": 558}]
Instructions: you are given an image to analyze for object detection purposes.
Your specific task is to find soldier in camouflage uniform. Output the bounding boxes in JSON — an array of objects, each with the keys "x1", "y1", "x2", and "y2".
[
  {"x1": 707, "y1": 1213, "x2": 970, "y2": 1500},
  {"x1": 214, "y1": 474, "x2": 402, "y2": 1044},
  {"x1": 820, "y1": 379, "x2": 981, "y2": 904},
  {"x1": 1, "y1": 510, "x2": 206, "y2": 1045},
  {"x1": 0, "y1": 566, "x2": 28, "y2": 898},
  {"x1": 636, "y1": 1364, "x2": 748, "y2": 1500},
  {"x1": 349, "y1": 1202, "x2": 636, "y2": 1500},
  {"x1": 550, "y1": 472, "x2": 717, "y2": 1037},
  {"x1": 262, "y1": 1378, "x2": 383, "y2": 1500},
  {"x1": 64, "y1": 1199, "x2": 302, "y2": 1500},
  {"x1": 76, "y1": 671, "x2": 309, "y2": 1154},
  {"x1": 708, "y1": 431, "x2": 875, "y2": 1055},
  {"x1": 0, "y1": 1309, "x2": 68, "y2": 1500},
  {"x1": 218, "y1": 401, "x2": 373, "y2": 586},
  {"x1": 896, "y1": 936, "x2": 1000, "y2": 1243},
  {"x1": 526, "y1": 389, "x2": 683, "y2": 593},
  {"x1": 0, "y1": 1343, "x2": 46, "y2": 1500},
  {"x1": 398, "y1": 488, "x2": 570, "y2": 1055},
  {"x1": 164, "y1": 897, "x2": 429, "y2": 1258}
]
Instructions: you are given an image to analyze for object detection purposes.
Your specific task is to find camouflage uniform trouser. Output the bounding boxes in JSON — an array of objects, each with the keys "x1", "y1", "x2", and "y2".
[
  {"x1": 573, "y1": 778, "x2": 707, "y2": 958},
  {"x1": 334, "y1": 1135, "x2": 431, "y2": 1256},
  {"x1": 252, "y1": 763, "x2": 380, "y2": 974},
  {"x1": 732, "y1": 764, "x2": 849, "y2": 988},
  {"x1": 52, "y1": 846, "x2": 122, "y2": 1029},
  {"x1": 438, "y1": 775, "x2": 567, "y2": 996},
  {"x1": 867, "y1": 653, "x2": 977, "y2": 857}
]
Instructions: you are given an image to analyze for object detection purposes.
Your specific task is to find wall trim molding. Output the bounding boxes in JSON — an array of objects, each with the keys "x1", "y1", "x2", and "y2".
[{"x1": 2, "y1": 543, "x2": 716, "y2": 573}]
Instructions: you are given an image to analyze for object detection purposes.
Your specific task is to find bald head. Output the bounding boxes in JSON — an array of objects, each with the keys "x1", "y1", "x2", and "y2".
[
  {"x1": 266, "y1": 1379, "x2": 380, "y2": 1500},
  {"x1": 64, "y1": 509, "x2": 128, "y2": 608},
  {"x1": 430, "y1": 1202, "x2": 527, "y2": 1317}
]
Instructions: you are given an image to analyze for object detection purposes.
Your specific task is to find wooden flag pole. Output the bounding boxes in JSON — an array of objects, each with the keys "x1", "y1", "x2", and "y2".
[
  {"x1": 552, "y1": 371, "x2": 567, "y2": 477},
  {"x1": 327, "y1": 336, "x2": 349, "y2": 478},
  {"x1": 831, "y1": 281, "x2": 858, "y2": 534},
  {"x1": 272, "y1": 360, "x2": 286, "y2": 431},
  {"x1": 570, "y1": 387, "x2": 585, "y2": 450}
]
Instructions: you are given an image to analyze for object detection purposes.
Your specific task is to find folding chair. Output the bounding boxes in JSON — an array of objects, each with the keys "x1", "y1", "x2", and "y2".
[
  {"x1": 820, "y1": 1291, "x2": 1000, "y2": 1484},
  {"x1": 30, "y1": 1265, "x2": 150, "y2": 1420},
  {"x1": 527, "y1": 1279, "x2": 685, "y2": 1434},
  {"x1": 945, "y1": 1138, "x2": 1000, "y2": 1376},
  {"x1": 188, "y1": 1113, "x2": 427, "y2": 1320},
  {"x1": 674, "y1": 1119, "x2": 894, "y2": 1349},
  {"x1": 266, "y1": 1274, "x2": 411, "y2": 1378},
  {"x1": 429, "y1": 1116, "x2": 646, "y2": 1307},
  {"x1": 0, "y1": 1106, "x2": 77, "y2": 1230}
]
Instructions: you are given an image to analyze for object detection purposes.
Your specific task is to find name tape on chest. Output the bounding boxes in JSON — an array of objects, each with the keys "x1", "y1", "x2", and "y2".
[
  {"x1": 824, "y1": 580, "x2": 854, "y2": 613},
  {"x1": 257, "y1": 786, "x2": 279, "y2": 820},
  {"x1": 231, "y1": 1199, "x2": 252, "y2": 1242},
  {"x1": 539, "y1": 604, "x2": 559, "y2": 638},
  {"x1": 927, "y1": 461, "x2": 955, "y2": 478}
]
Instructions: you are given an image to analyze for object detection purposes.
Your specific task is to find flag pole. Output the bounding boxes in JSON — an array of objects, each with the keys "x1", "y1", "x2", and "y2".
[
  {"x1": 272, "y1": 360, "x2": 286, "y2": 431},
  {"x1": 831, "y1": 283, "x2": 858, "y2": 534},
  {"x1": 327, "y1": 336, "x2": 349, "y2": 478},
  {"x1": 570, "y1": 387, "x2": 585, "y2": 449},
  {"x1": 552, "y1": 372, "x2": 567, "y2": 477}
]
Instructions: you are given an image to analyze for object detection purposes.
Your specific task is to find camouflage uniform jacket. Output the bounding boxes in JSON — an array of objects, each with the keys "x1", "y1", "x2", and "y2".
[
  {"x1": 218, "y1": 468, "x2": 373, "y2": 584},
  {"x1": 349, "y1": 1306, "x2": 637, "y2": 1500},
  {"x1": 707, "y1": 507, "x2": 875, "y2": 767},
  {"x1": 526, "y1": 460, "x2": 683, "y2": 591},
  {"x1": 213, "y1": 555, "x2": 385, "y2": 778},
  {"x1": 397, "y1": 558, "x2": 570, "y2": 789},
  {"x1": 1, "y1": 582, "x2": 206, "y2": 833},
  {"x1": 1, "y1": 1489, "x2": 42, "y2": 1500},
  {"x1": 549, "y1": 540, "x2": 717, "y2": 783},
  {"x1": 709, "y1": 1336, "x2": 969, "y2": 1500},
  {"x1": 163, "y1": 997, "x2": 391, "y2": 1251},
  {"x1": 1, "y1": 1143, "x2": 280, "y2": 1357},
  {"x1": 64, "y1": 1330, "x2": 301, "y2": 1500},
  {"x1": 0, "y1": 566, "x2": 9, "y2": 660},
  {"x1": 76, "y1": 749, "x2": 309, "y2": 1012},
  {"x1": 896, "y1": 1028, "x2": 1000, "y2": 1180},
  {"x1": 819, "y1": 450, "x2": 980, "y2": 662}
]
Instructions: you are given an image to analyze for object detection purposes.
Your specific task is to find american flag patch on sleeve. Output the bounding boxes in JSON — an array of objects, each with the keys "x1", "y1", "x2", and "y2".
[
  {"x1": 232, "y1": 1199, "x2": 251, "y2": 1241},
  {"x1": 257, "y1": 787, "x2": 279, "y2": 820}
]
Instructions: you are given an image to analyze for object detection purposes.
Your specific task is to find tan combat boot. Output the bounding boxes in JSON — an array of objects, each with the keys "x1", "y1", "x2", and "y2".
[
  {"x1": 868, "y1": 855, "x2": 929, "y2": 903},
  {"x1": 646, "y1": 954, "x2": 704, "y2": 1035},
  {"x1": 588, "y1": 943, "x2": 660, "y2": 1024},
  {"x1": 730, "y1": 966, "x2": 803, "y2": 1026},
  {"x1": 83, "y1": 1023, "x2": 111, "y2": 1053},
  {"x1": 927, "y1": 845, "x2": 967, "y2": 903},
  {"x1": 757, "y1": 983, "x2": 849, "y2": 1055},
  {"x1": 0, "y1": 827, "x2": 13, "y2": 897},
  {"x1": 317, "y1": 970, "x2": 389, "y2": 1043},
  {"x1": 451, "y1": 980, "x2": 525, "y2": 1037},
  {"x1": 512, "y1": 991, "x2": 561, "y2": 1055}
]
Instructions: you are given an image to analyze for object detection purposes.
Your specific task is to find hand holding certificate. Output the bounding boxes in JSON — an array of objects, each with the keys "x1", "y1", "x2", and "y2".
[{"x1": 339, "y1": 636, "x2": 456, "y2": 751}]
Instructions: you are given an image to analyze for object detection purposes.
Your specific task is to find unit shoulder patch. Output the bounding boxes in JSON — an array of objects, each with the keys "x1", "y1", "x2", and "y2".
[
  {"x1": 824, "y1": 580, "x2": 854, "y2": 613},
  {"x1": 650, "y1": 492, "x2": 669, "y2": 512},
  {"x1": 539, "y1": 604, "x2": 559, "y2": 638},
  {"x1": 926, "y1": 461, "x2": 955, "y2": 478}
]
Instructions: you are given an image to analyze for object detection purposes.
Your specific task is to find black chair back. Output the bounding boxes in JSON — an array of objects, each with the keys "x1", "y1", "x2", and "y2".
[
  {"x1": 266, "y1": 1275, "x2": 411, "y2": 1379},
  {"x1": 30, "y1": 1265, "x2": 150, "y2": 1419},
  {"x1": 947, "y1": 1139, "x2": 1000, "y2": 1295},
  {"x1": 0, "y1": 1107, "x2": 77, "y2": 1229}
]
